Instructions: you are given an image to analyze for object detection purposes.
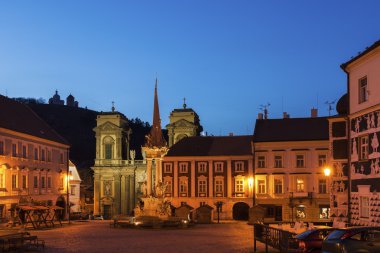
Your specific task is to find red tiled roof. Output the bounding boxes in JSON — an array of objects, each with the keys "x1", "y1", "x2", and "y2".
[
  {"x1": 166, "y1": 135, "x2": 253, "y2": 157},
  {"x1": 0, "y1": 95, "x2": 69, "y2": 145}
]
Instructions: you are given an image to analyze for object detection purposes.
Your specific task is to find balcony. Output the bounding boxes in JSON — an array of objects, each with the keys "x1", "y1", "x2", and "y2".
[{"x1": 291, "y1": 192, "x2": 313, "y2": 198}]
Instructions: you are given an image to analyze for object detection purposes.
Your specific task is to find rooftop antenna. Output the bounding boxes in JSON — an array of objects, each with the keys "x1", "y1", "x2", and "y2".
[
  {"x1": 325, "y1": 99, "x2": 336, "y2": 116},
  {"x1": 112, "y1": 101, "x2": 115, "y2": 112},
  {"x1": 259, "y1": 103, "x2": 271, "y2": 119},
  {"x1": 183, "y1": 97, "x2": 187, "y2": 109}
]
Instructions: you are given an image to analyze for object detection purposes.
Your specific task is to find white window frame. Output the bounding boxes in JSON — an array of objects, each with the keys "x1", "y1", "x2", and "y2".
[
  {"x1": 296, "y1": 154, "x2": 305, "y2": 168},
  {"x1": 163, "y1": 177, "x2": 172, "y2": 194},
  {"x1": 318, "y1": 154, "x2": 327, "y2": 167},
  {"x1": 274, "y1": 178, "x2": 283, "y2": 194},
  {"x1": 296, "y1": 178, "x2": 305, "y2": 192},
  {"x1": 215, "y1": 162, "x2": 224, "y2": 173},
  {"x1": 215, "y1": 177, "x2": 224, "y2": 195},
  {"x1": 164, "y1": 163, "x2": 172, "y2": 173},
  {"x1": 235, "y1": 161, "x2": 244, "y2": 172},
  {"x1": 179, "y1": 177, "x2": 188, "y2": 194},
  {"x1": 258, "y1": 179, "x2": 266, "y2": 194},
  {"x1": 274, "y1": 155, "x2": 283, "y2": 168},
  {"x1": 359, "y1": 76, "x2": 368, "y2": 104},
  {"x1": 198, "y1": 162, "x2": 207, "y2": 173},
  {"x1": 235, "y1": 177, "x2": 244, "y2": 193},
  {"x1": 318, "y1": 179, "x2": 327, "y2": 194},
  {"x1": 179, "y1": 163, "x2": 188, "y2": 173},
  {"x1": 198, "y1": 179, "x2": 207, "y2": 195},
  {"x1": 257, "y1": 156, "x2": 266, "y2": 168},
  {"x1": 11, "y1": 174, "x2": 18, "y2": 190}
]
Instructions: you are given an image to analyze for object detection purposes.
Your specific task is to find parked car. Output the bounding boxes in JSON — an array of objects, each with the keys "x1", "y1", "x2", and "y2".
[
  {"x1": 93, "y1": 215, "x2": 104, "y2": 220},
  {"x1": 289, "y1": 226, "x2": 334, "y2": 253},
  {"x1": 322, "y1": 226, "x2": 380, "y2": 253}
]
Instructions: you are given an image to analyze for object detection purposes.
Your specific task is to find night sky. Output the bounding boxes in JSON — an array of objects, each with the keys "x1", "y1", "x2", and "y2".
[{"x1": 0, "y1": 1, "x2": 379, "y2": 135}]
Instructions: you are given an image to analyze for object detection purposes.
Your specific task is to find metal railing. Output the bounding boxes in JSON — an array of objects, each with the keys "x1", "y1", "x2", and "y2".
[{"x1": 254, "y1": 223, "x2": 297, "y2": 253}]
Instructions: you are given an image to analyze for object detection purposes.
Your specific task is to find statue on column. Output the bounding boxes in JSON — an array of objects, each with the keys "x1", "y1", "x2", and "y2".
[
  {"x1": 130, "y1": 150, "x2": 136, "y2": 164},
  {"x1": 141, "y1": 181, "x2": 147, "y2": 197}
]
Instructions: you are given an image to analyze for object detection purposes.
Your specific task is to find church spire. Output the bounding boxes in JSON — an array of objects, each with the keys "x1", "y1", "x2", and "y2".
[{"x1": 145, "y1": 78, "x2": 166, "y2": 148}]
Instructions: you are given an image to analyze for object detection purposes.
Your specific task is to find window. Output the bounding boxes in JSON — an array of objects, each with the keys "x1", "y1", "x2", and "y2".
[
  {"x1": 318, "y1": 179, "x2": 327, "y2": 194},
  {"x1": 296, "y1": 178, "x2": 305, "y2": 192},
  {"x1": 257, "y1": 156, "x2": 266, "y2": 168},
  {"x1": 274, "y1": 156, "x2": 283, "y2": 168},
  {"x1": 41, "y1": 176, "x2": 45, "y2": 188},
  {"x1": 41, "y1": 149, "x2": 46, "y2": 161},
  {"x1": 215, "y1": 179, "x2": 224, "y2": 194},
  {"x1": 274, "y1": 179, "x2": 283, "y2": 194},
  {"x1": 296, "y1": 155, "x2": 305, "y2": 168},
  {"x1": 359, "y1": 135, "x2": 369, "y2": 160},
  {"x1": 179, "y1": 163, "x2": 188, "y2": 173},
  {"x1": 0, "y1": 141, "x2": 4, "y2": 155},
  {"x1": 22, "y1": 175, "x2": 27, "y2": 189},
  {"x1": 258, "y1": 179, "x2": 266, "y2": 194},
  {"x1": 0, "y1": 173, "x2": 4, "y2": 188},
  {"x1": 47, "y1": 150, "x2": 51, "y2": 162},
  {"x1": 164, "y1": 164, "x2": 172, "y2": 173},
  {"x1": 235, "y1": 162, "x2": 244, "y2": 172},
  {"x1": 296, "y1": 205, "x2": 306, "y2": 219},
  {"x1": 179, "y1": 179, "x2": 187, "y2": 194},
  {"x1": 359, "y1": 76, "x2": 368, "y2": 103},
  {"x1": 198, "y1": 163, "x2": 207, "y2": 173},
  {"x1": 12, "y1": 144, "x2": 17, "y2": 157},
  {"x1": 360, "y1": 196, "x2": 369, "y2": 218},
  {"x1": 12, "y1": 174, "x2": 17, "y2": 189},
  {"x1": 47, "y1": 177, "x2": 52, "y2": 188},
  {"x1": 70, "y1": 185, "x2": 76, "y2": 195},
  {"x1": 34, "y1": 148, "x2": 38, "y2": 160},
  {"x1": 319, "y1": 205, "x2": 330, "y2": 219},
  {"x1": 33, "y1": 176, "x2": 38, "y2": 188},
  {"x1": 104, "y1": 144, "x2": 112, "y2": 159},
  {"x1": 22, "y1": 145, "x2": 27, "y2": 159},
  {"x1": 215, "y1": 162, "x2": 223, "y2": 173},
  {"x1": 235, "y1": 179, "x2": 244, "y2": 193},
  {"x1": 318, "y1": 154, "x2": 327, "y2": 167},
  {"x1": 60, "y1": 153, "x2": 64, "y2": 163},
  {"x1": 198, "y1": 180, "x2": 207, "y2": 194},
  {"x1": 164, "y1": 180, "x2": 172, "y2": 194}
]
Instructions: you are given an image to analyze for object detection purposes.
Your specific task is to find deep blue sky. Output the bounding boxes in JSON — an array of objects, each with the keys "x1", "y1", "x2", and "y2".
[{"x1": 1, "y1": 1, "x2": 379, "y2": 135}]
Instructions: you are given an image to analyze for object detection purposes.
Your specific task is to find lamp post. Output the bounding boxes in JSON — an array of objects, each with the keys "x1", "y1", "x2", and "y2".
[{"x1": 324, "y1": 166, "x2": 332, "y2": 221}]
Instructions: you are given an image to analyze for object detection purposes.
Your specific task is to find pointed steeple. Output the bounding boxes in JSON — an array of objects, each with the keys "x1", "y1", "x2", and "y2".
[{"x1": 145, "y1": 78, "x2": 166, "y2": 148}]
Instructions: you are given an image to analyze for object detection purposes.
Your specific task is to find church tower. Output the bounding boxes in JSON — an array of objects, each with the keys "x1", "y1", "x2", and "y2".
[
  {"x1": 166, "y1": 98, "x2": 202, "y2": 147},
  {"x1": 142, "y1": 79, "x2": 168, "y2": 196}
]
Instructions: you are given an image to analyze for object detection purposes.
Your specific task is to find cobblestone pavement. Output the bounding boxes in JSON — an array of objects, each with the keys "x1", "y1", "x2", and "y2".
[{"x1": 27, "y1": 220, "x2": 271, "y2": 253}]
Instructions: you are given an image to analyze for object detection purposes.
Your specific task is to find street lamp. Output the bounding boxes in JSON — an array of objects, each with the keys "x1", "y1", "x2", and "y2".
[{"x1": 324, "y1": 167, "x2": 331, "y2": 177}]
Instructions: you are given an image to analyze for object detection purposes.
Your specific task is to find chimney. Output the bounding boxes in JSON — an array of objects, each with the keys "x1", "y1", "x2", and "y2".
[
  {"x1": 311, "y1": 108, "x2": 318, "y2": 118},
  {"x1": 229, "y1": 132, "x2": 234, "y2": 136},
  {"x1": 283, "y1": 112, "x2": 289, "y2": 119},
  {"x1": 258, "y1": 113, "x2": 263, "y2": 120}
]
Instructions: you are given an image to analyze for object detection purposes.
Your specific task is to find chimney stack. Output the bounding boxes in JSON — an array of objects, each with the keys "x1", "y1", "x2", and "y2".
[
  {"x1": 283, "y1": 112, "x2": 290, "y2": 119},
  {"x1": 258, "y1": 113, "x2": 263, "y2": 120},
  {"x1": 311, "y1": 108, "x2": 318, "y2": 118},
  {"x1": 229, "y1": 132, "x2": 234, "y2": 136}
]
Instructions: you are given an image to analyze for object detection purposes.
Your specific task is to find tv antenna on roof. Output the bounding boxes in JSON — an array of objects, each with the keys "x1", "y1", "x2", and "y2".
[
  {"x1": 325, "y1": 100, "x2": 336, "y2": 116},
  {"x1": 259, "y1": 103, "x2": 271, "y2": 119}
]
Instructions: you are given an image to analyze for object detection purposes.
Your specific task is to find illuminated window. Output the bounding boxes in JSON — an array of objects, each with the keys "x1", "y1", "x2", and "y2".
[
  {"x1": 274, "y1": 156, "x2": 283, "y2": 168},
  {"x1": 318, "y1": 154, "x2": 327, "y2": 167},
  {"x1": 319, "y1": 205, "x2": 330, "y2": 219},
  {"x1": 198, "y1": 163, "x2": 207, "y2": 173},
  {"x1": 103, "y1": 136, "x2": 114, "y2": 160},
  {"x1": 360, "y1": 196, "x2": 369, "y2": 218},
  {"x1": 296, "y1": 155, "x2": 305, "y2": 168},
  {"x1": 215, "y1": 179, "x2": 224, "y2": 194},
  {"x1": 215, "y1": 162, "x2": 223, "y2": 173},
  {"x1": 274, "y1": 179, "x2": 283, "y2": 194},
  {"x1": 34, "y1": 148, "x2": 38, "y2": 160},
  {"x1": 179, "y1": 179, "x2": 188, "y2": 194},
  {"x1": 41, "y1": 149, "x2": 46, "y2": 161},
  {"x1": 179, "y1": 163, "x2": 188, "y2": 173},
  {"x1": 198, "y1": 180, "x2": 207, "y2": 194},
  {"x1": 318, "y1": 179, "x2": 327, "y2": 194},
  {"x1": 12, "y1": 144, "x2": 17, "y2": 157},
  {"x1": 235, "y1": 178, "x2": 244, "y2": 193},
  {"x1": 359, "y1": 135, "x2": 369, "y2": 160},
  {"x1": 359, "y1": 76, "x2": 368, "y2": 104},
  {"x1": 296, "y1": 178, "x2": 305, "y2": 192},
  {"x1": 257, "y1": 156, "x2": 266, "y2": 168},
  {"x1": 235, "y1": 162, "x2": 244, "y2": 172},
  {"x1": 258, "y1": 179, "x2": 266, "y2": 194},
  {"x1": 0, "y1": 173, "x2": 4, "y2": 188}
]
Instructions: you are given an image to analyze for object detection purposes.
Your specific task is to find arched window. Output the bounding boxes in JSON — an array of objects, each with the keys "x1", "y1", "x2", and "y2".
[{"x1": 103, "y1": 136, "x2": 115, "y2": 160}]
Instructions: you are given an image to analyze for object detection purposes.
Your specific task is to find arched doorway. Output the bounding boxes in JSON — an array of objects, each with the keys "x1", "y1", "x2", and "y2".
[
  {"x1": 233, "y1": 202, "x2": 249, "y2": 220},
  {"x1": 56, "y1": 196, "x2": 66, "y2": 220}
]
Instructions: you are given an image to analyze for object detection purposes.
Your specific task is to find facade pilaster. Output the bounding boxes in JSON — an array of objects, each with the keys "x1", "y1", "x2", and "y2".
[
  {"x1": 129, "y1": 175, "x2": 135, "y2": 213},
  {"x1": 227, "y1": 160, "x2": 232, "y2": 198},
  {"x1": 94, "y1": 172, "x2": 101, "y2": 215},
  {"x1": 174, "y1": 162, "x2": 178, "y2": 197},
  {"x1": 120, "y1": 175, "x2": 126, "y2": 215},
  {"x1": 147, "y1": 159, "x2": 152, "y2": 195},
  {"x1": 114, "y1": 172, "x2": 121, "y2": 215},
  {"x1": 208, "y1": 160, "x2": 213, "y2": 198},
  {"x1": 191, "y1": 160, "x2": 195, "y2": 197}
]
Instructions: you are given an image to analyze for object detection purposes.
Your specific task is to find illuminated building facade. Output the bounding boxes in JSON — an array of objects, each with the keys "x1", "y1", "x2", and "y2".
[
  {"x1": 253, "y1": 115, "x2": 331, "y2": 223},
  {"x1": 0, "y1": 95, "x2": 70, "y2": 221}
]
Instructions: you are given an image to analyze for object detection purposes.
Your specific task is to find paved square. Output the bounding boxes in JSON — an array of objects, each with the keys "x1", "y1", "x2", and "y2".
[{"x1": 29, "y1": 221, "x2": 263, "y2": 253}]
